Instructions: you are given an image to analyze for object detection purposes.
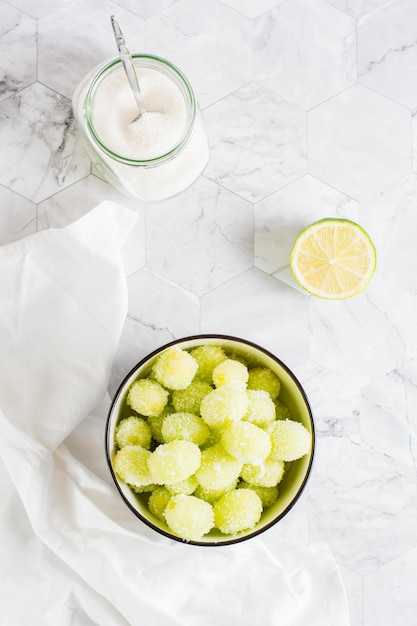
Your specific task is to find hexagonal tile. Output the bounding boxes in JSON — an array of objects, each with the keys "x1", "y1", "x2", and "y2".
[
  {"x1": 37, "y1": 175, "x2": 146, "y2": 277},
  {"x1": 324, "y1": 0, "x2": 390, "y2": 18},
  {"x1": 358, "y1": 0, "x2": 417, "y2": 110},
  {"x1": 204, "y1": 82, "x2": 307, "y2": 202},
  {"x1": 360, "y1": 173, "x2": 417, "y2": 294},
  {"x1": 309, "y1": 275, "x2": 415, "y2": 387},
  {"x1": 0, "y1": 185, "x2": 36, "y2": 244},
  {"x1": 293, "y1": 359, "x2": 361, "y2": 423},
  {"x1": 254, "y1": 174, "x2": 358, "y2": 291},
  {"x1": 397, "y1": 356, "x2": 417, "y2": 434},
  {"x1": 4, "y1": 0, "x2": 69, "y2": 18},
  {"x1": 201, "y1": 267, "x2": 309, "y2": 367},
  {"x1": 413, "y1": 112, "x2": 417, "y2": 171},
  {"x1": 0, "y1": 3, "x2": 36, "y2": 101},
  {"x1": 114, "y1": 0, "x2": 178, "y2": 18},
  {"x1": 253, "y1": 0, "x2": 356, "y2": 110},
  {"x1": 38, "y1": 0, "x2": 145, "y2": 99},
  {"x1": 361, "y1": 369, "x2": 417, "y2": 467},
  {"x1": 308, "y1": 85, "x2": 412, "y2": 200},
  {"x1": 145, "y1": 0, "x2": 252, "y2": 107},
  {"x1": 146, "y1": 177, "x2": 253, "y2": 296},
  {"x1": 364, "y1": 547, "x2": 417, "y2": 625},
  {"x1": 308, "y1": 429, "x2": 417, "y2": 574},
  {"x1": 109, "y1": 268, "x2": 200, "y2": 395},
  {"x1": 0, "y1": 83, "x2": 90, "y2": 203},
  {"x1": 219, "y1": 0, "x2": 287, "y2": 18}
]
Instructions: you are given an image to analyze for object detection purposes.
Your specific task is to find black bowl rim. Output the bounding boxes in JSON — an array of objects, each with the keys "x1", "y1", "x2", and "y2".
[{"x1": 105, "y1": 334, "x2": 315, "y2": 546}]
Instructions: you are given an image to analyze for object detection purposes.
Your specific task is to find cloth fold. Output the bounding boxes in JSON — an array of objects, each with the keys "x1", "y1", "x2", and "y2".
[{"x1": 0, "y1": 202, "x2": 349, "y2": 626}]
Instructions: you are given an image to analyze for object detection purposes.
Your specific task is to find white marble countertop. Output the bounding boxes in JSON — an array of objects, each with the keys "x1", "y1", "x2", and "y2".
[{"x1": 1, "y1": 0, "x2": 416, "y2": 624}]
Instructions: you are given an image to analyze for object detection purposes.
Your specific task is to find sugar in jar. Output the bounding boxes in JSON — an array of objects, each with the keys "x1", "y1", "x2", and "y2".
[{"x1": 72, "y1": 54, "x2": 209, "y2": 202}]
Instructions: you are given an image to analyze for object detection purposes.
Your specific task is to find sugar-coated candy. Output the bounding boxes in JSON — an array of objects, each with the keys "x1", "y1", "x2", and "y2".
[
  {"x1": 172, "y1": 380, "x2": 213, "y2": 414},
  {"x1": 243, "y1": 389, "x2": 276, "y2": 427},
  {"x1": 241, "y1": 457, "x2": 285, "y2": 488},
  {"x1": 247, "y1": 367, "x2": 281, "y2": 400},
  {"x1": 213, "y1": 488, "x2": 262, "y2": 534},
  {"x1": 166, "y1": 474, "x2": 198, "y2": 495},
  {"x1": 224, "y1": 352, "x2": 248, "y2": 366},
  {"x1": 275, "y1": 399, "x2": 291, "y2": 420},
  {"x1": 152, "y1": 347, "x2": 198, "y2": 390},
  {"x1": 127, "y1": 378, "x2": 169, "y2": 417},
  {"x1": 237, "y1": 480, "x2": 278, "y2": 508},
  {"x1": 113, "y1": 445, "x2": 153, "y2": 488},
  {"x1": 132, "y1": 483, "x2": 157, "y2": 493},
  {"x1": 189, "y1": 344, "x2": 227, "y2": 383},
  {"x1": 147, "y1": 405, "x2": 174, "y2": 443},
  {"x1": 212, "y1": 359, "x2": 249, "y2": 388},
  {"x1": 194, "y1": 480, "x2": 238, "y2": 504},
  {"x1": 200, "y1": 384, "x2": 248, "y2": 429},
  {"x1": 268, "y1": 419, "x2": 311, "y2": 461},
  {"x1": 164, "y1": 494, "x2": 215, "y2": 540},
  {"x1": 221, "y1": 421, "x2": 271, "y2": 464},
  {"x1": 148, "y1": 440, "x2": 201, "y2": 485},
  {"x1": 162, "y1": 411, "x2": 210, "y2": 446},
  {"x1": 195, "y1": 443, "x2": 242, "y2": 491},
  {"x1": 148, "y1": 486, "x2": 172, "y2": 520},
  {"x1": 115, "y1": 416, "x2": 152, "y2": 449},
  {"x1": 199, "y1": 426, "x2": 223, "y2": 449}
]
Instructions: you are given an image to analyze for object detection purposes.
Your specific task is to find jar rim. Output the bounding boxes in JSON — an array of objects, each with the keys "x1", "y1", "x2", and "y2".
[{"x1": 84, "y1": 53, "x2": 197, "y2": 166}]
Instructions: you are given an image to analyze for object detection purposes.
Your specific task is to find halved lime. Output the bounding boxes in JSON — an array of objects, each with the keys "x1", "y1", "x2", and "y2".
[{"x1": 290, "y1": 218, "x2": 376, "y2": 299}]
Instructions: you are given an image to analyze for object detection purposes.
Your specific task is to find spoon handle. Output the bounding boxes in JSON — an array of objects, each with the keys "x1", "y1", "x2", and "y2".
[{"x1": 111, "y1": 15, "x2": 146, "y2": 119}]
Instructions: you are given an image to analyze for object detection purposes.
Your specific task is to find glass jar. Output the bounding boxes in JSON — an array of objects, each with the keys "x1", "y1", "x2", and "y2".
[{"x1": 72, "y1": 54, "x2": 209, "y2": 202}]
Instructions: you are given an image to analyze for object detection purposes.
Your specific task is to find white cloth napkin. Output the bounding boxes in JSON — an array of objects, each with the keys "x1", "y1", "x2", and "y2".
[{"x1": 0, "y1": 201, "x2": 350, "y2": 626}]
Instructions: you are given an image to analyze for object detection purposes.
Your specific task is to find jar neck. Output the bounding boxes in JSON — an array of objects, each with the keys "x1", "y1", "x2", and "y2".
[{"x1": 84, "y1": 54, "x2": 197, "y2": 166}]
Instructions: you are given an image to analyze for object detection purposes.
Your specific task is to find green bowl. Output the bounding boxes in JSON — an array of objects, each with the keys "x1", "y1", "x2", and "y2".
[{"x1": 105, "y1": 335, "x2": 315, "y2": 546}]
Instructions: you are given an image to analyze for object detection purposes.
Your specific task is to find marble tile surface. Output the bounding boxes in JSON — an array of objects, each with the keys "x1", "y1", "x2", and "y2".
[
  {"x1": 145, "y1": 0, "x2": 253, "y2": 107},
  {"x1": 253, "y1": 0, "x2": 357, "y2": 109},
  {"x1": 204, "y1": 82, "x2": 307, "y2": 202},
  {"x1": 0, "y1": 3, "x2": 36, "y2": 101},
  {"x1": 325, "y1": 0, "x2": 391, "y2": 17},
  {"x1": 1, "y1": 0, "x2": 417, "y2": 623},
  {"x1": 146, "y1": 177, "x2": 254, "y2": 295},
  {"x1": 38, "y1": 0, "x2": 146, "y2": 99},
  {"x1": 308, "y1": 84, "x2": 412, "y2": 201},
  {"x1": 0, "y1": 82, "x2": 90, "y2": 202},
  {"x1": 358, "y1": 0, "x2": 417, "y2": 110},
  {"x1": 0, "y1": 185, "x2": 36, "y2": 244}
]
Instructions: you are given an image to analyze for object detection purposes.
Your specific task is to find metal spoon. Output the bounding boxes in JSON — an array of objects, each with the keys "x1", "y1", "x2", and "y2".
[{"x1": 110, "y1": 15, "x2": 146, "y2": 122}]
